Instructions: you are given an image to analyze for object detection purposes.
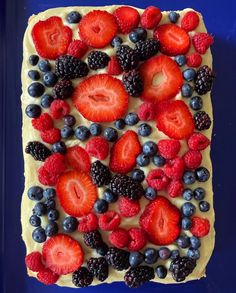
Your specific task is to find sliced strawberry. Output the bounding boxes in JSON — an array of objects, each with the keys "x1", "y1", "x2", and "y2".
[
  {"x1": 140, "y1": 196, "x2": 181, "y2": 245},
  {"x1": 109, "y1": 130, "x2": 141, "y2": 174},
  {"x1": 113, "y1": 6, "x2": 140, "y2": 34},
  {"x1": 32, "y1": 16, "x2": 72, "y2": 60},
  {"x1": 65, "y1": 145, "x2": 91, "y2": 173},
  {"x1": 107, "y1": 56, "x2": 123, "y2": 75},
  {"x1": 154, "y1": 24, "x2": 190, "y2": 56},
  {"x1": 42, "y1": 234, "x2": 83, "y2": 275},
  {"x1": 72, "y1": 74, "x2": 128, "y2": 122},
  {"x1": 141, "y1": 6, "x2": 162, "y2": 30},
  {"x1": 156, "y1": 100, "x2": 194, "y2": 139},
  {"x1": 56, "y1": 171, "x2": 98, "y2": 217},
  {"x1": 79, "y1": 10, "x2": 118, "y2": 48},
  {"x1": 139, "y1": 55, "x2": 183, "y2": 103}
]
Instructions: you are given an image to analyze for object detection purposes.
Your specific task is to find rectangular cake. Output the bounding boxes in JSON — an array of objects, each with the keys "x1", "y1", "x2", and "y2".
[{"x1": 21, "y1": 5, "x2": 215, "y2": 288}]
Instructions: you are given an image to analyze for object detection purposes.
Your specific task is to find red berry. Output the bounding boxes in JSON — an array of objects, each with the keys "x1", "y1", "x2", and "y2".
[
  {"x1": 108, "y1": 228, "x2": 130, "y2": 249},
  {"x1": 157, "y1": 139, "x2": 181, "y2": 159},
  {"x1": 141, "y1": 6, "x2": 162, "y2": 29},
  {"x1": 190, "y1": 216, "x2": 210, "y2": 238},
  {"x1": 78, "y1": 213, "x2": 98, "y2": 233},
  {"x1": 192, "y1": 33, "x2": 214, "y2": 54},
  {"x1": 186, "y1": 53, "x2": 202, "y2": 67},
  {"x1": 43, "y1": 153, "x2": 66, "y2": 175},
  {"x1": 37, "y1": 268, "x2": 59, "y2": 285},
  {"x1": 38, "y1": 166, "x2": 59, "y2": 186},
  {"x1": 85, "y1": 137, "x2": 109, "y2": 160},
  {"x1": 40, "y1": 128, "x2": 61, "y2": 144},
  {"x1": 128, "y1": 228, "x2": 147, "y2": 251},
  {"x1": 167, "y1": 180, "x2": 184, "y2": 198},
  {"x1": 118, "y1": 197, "x2": 141, "y2": 218},
  {"x1": 181, "y1": 11, "x2": 200, "y2": 32},
  {"x1": 107, "y1": 56, "x2": 123, "y2": 75},
  {"x1": 146, "y1": 169, "x2": 170, "y2": 191},
  {"x1": 183, "y1": 150, "x2": 202, "y2": 169},
  {"x1": 50, "y1": 100, "x2": 70, "y2": 119},
  {"x1": 32, "y1": 16, "x2": 72, "y2": 59},
  {"x1": 188, "y1": 132, "x2": 210, "y2": 150},
  {"x1": 32, "y1": 113, "x2": 53, "y2": 131},
  {"x1": 137, "y1": 102, "x2": 156, "y2": 121},
  {"x1": 163, "y1": 157, "x2": 185, "y2": 180},
  {"x1": 67, "y1": 40, "x2": 88, "y2": 59},
  {"x1": 25, "y1": 252, "x2": 44, "y2": 272},
  {"x1": 99, "y1": 211, "x2": 121, "y2": 231},
  {"x1": 65, "y1": 145, "x2": 91, "y2": 173},
  {"x1": 113, "y1": 6, "x2": 140, "y2": 34}
]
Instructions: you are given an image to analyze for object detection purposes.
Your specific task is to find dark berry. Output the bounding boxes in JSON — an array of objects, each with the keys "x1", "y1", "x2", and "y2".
[
  {"x1": 129, "y1": 252, "x2": 144, "y2": 267},
  {"x1": 52, "y1": 141, "x2": 67, "y2": 154},
  {"x1": 38, "y1": 60, "x2": 51, "y2": 72},
  {"x1": 47, "y1": 209, "x2": 60, "y2": 221},
  {"x1": 181, "y1": 217, "x2": 192, "y2": 230},
  {"x1": 138, "y1": 123, "x2": 152, "y2": 137},
  {"x1": 27, "y1": 186, "x2": 43, "y2": 201},
  {"x1": 194, "y1": 65, "x2": 215, "y2": 95},
  {"x1": 182, "y1": 188, "x2": 193, "y2": 201},
  {"x1": 187, "y1": 248, "x2": 200, "y2": 260},
  {"x1": 45, "y1": 221, "x2": 58, "y2": 237},
  {"x1": 41, "y1": 94, "x2": 53, "y2": 108},
  {"x1": 29, "y1": 215, "x2": 41, "y2": 227},
  {"x1": 75, "y1": 126, "x2": 90, "y2": 141},
  {"x1": 105, "y1": 247, "x2": 130, "y2": 271},
  {"x1": 183, "y1": 68, "x2": 196, "y2": 82},
  {"x1": 193, "y1": 187, "x2": 205, "y2": 201},
  {"x1": 155, "y1": 265, "x2": 167, "y2": 279},
  {"x1": 88, "y1": 51, "x2": 110, "y2": 70},
  {"x1": 111, "y1": 36, "x2": 123, "y2": 48},
  {"x1": 182, "y1": 171, "x2": 196, "y2": 185},
  {"x1": 72, "y1": 267, "x2": 93, "y2": 288},
  {"x1": 195, "y1": 167, "x2": 210, "y2": 182},
  {"x1": 144, "y1": 248, "x2": 158, "y2": 264},
  {"x1": 189, "y1": 96, "x2": 203, "y2": 111},
  {"x1": 159, "y1": 247, "x2": 171, "y2": 260},
  {"x1": 62, "y1": 216, "x2": 78, "y2": 232},
  {"x1": 28, "y1": 70, "x2": 40, "y2": 81},
  {"x1": 152, "y1": 155, "x2": 166, "y2": 167},
  {"x1": 63, "y1": 115, "x2": 76, "y2": 127},
  {"x1": 28, "y1": 82, "x2": 45, "y2": 97},
  {"x1": 142, "y1": 141, "x2": 157, "y2": 156},
  {"x1": 144, "y1": 187, "x2": 157, "y2": 201},
  {"x1": 176, "y1": 235, "x2": 190, "y2": 248},
  {"x1": 25, "y1": 141, "x2": 51, "y2": 161},
  {"x1": 91, "y1": 160, "x2": 111, "y2": 187},
  {"x1": 25, "y1": 104, "x2": 41, "y2": 118},
  {"x1": 43, "y1": 188, "x2": 56, "y2": 200},
  {"x1": 124, "y1": 266, "x2": 155, "y2": 288},
  {"x1": 114, "y1": 119, "x2": 126, "y2": 130},
  {"x1": 194, "y1": 111, "x2": 212, "y2": 130},
  {"x1": 43, "y1": 72, "x2": 58, "y2": 87},
  {"x1": 168, "y1": 11, "x2": 180, "y2": 23},
  {"x1": 181, "y1": 83, "x2": 193, "y2": 98},
  {"x1": 103, "y1": 127, "x2": 118, "y2": 142},
  {"x1": 181, "y1": 202, "x2": 196, "y2": 217},
  {"x1": 129, "y1": 27, "x2": 147, "y2": 43},
  {"x1": 67, "y1": 11, "x2": 82, "y2": 24},
  {"x1": 136, "y1": 153, "x2": 150, "y2": 167},
  {"x1": 32, "y1": 227, "x2": 46, "y2": 243},
  {"x1": 134, "y1": 38, "x2": 160, "y2": 61},
  {"x1": 199, "y1": 201, "x2": 210, "y2": 212},
  {"x1": 96, "y1": 243, "x2": 109, "y2": 256},
  {"x1": 170, "y1": 257, "x2": 196, "y2": 282},
  {"x1": 174, "y1": 55, "x2": 186, "y2": 66},
  {"x1": 89, "y1": 123, "x2": 102, "y2": 136},
  {"x1": 87, "y1": 257, "x2": 109, "y2": 281},
  {"x1": 125, "y1": 112, "x2": 139, "y2": 125},
  {"x1": 103, "y1": 189, "x2": 118, "y2": 203},
  {"x1": 170, "y1": 250, "x2": 180, "y2": 260},
  {"x1": 116, "y1": 45, "x2": 139, "y2": 72},
  {"x1": 44, "y1": 198, "x2": 55, "y2": 211},
  {"x1": 131, "y1": 169, "x2": 145, "y2": 182},
  {"x1": 61, "y1": 126, "x2": 74, "y2": 139},
  {"x1": 122, "y1": 69, "x2": 143, "y2": 97},
  {"x1": 94, "y1": 199, "x2": 108, "y2": 214},
  {"x1": 53, "y1": 80, "x2": 73, "y2": 99},
  {"x1": 29, "y1": 54, "x2": 39, "y2": 66},
  {"x1": 83, "y1": 230, "x2": 103, "y2": 249},
  {"x1": 190, "y1": 236, "x2": 201, "y2": 249}
]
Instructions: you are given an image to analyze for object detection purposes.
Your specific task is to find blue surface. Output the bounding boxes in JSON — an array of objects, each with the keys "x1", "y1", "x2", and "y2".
[{"x1": 1, "y1": 0, "x2": 236, "y2": 292}]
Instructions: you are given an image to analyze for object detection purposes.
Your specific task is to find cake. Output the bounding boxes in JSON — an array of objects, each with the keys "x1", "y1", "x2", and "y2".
[{"x1": 21, "y1": 5, "x2": 215, "y2": 288}]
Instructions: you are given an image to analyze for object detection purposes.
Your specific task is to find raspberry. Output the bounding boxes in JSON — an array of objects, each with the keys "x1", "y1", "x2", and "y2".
[
  {"x1": 40, "y1": 128, "x2": 61, "y2": 144},
  {"x1": 163, "y1": 157, "x2": 185, "y2": 180},
  {"x1": 181, "y1": 11, "x2": 200, "y2": 32},
  {"x1": 78, "y1": 213, "x2": 98, "y2": 233},
  {"x1": 118, "y1": 197, "x2": 140, "y2": 218},
  {"x1": 25, "y1": 252, "x2": 44, "y2": 272},
  {"x1": 192, "y1": 33, "x2": 214, "y2": 54},
  {"x1": 188, "y1": 132, "x2": 210, "y2": 150},
  {"x1": 85, "y1": 137, "x2": 109, "y2": 160},
  {"x1": 146, "y1": 169, "x2": 169, "y2": 191},
  {"x1": 183, "y1": 150, "x2": 202, "y2": 169},
  {"x1": 128, "y1": 228, "x2": 147, "y2": 251},
  {"x1": 190, "y1": 216, "x2": 210, "y2": 238},
  {"x1": 141, "y1": 6, "x2": 162, "y2": 29},
  {"x1": 157, "y1": 139, "x2": 181, "y2": 159},
  {"x1": 37, "y1": 268, "x2": 59, "y2": 285},
  {"x1": 99, "y1": 211, "x2": 121, "y2": 231},
  {"x1": 38, "y1": 166, "x2": 59, "y2": 186},
  {"x1": 107, "y1": 56, "x2": 123, "y2": 75},
  {"x1": 186, "y1": 53, "x2": 202, "y2": 68},
  {"x1": 109, "y1": 228, "x2": 130, "y2": 248},
  {"x1": 32, "y1": 113, "x2": 53, "y2": 131},
  {"x1": 67, "y1": 40, "x2": 88, "y2": 59},
  {"x1": 167, "y1": 180, "x2": 184, "y2": 198},
  {"x1": 44, "y1": 153, "x2": 66, "y2": 175},
  {"x1": 50, "y1": 100, "x2": 70, "y2": 119},
  {"x1": 137, "y1": 102, "x2": 156, "y2": 121}
]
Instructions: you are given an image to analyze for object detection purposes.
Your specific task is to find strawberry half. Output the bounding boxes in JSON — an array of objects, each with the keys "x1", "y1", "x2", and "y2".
[
  {"x1": 65, "y1": 145, "x2": 91, "y2": 173},
  {"x1": 154, "y1": 24, "x2": 190, "y2": 56},
  {"x1": 113, "y1": 6, "x2": 140, "y2": 34},
  {"x1": 56, "y1": 171, "x2": 98, "y2": 217},
  {"x1": 32, "y1": 16, "x2": 72, "y2": 60},
  {"x1": 156, "y1": 100, "x2": 194, "y2": 139},
  {"x1": 72, "y1": 74, "x2": 128, "y2": 122},
  {"x1": 42, "y1": 234, "x2": 83, "y2": 275},
  {"x1": 109, "y1": 130, "x2": 141, "y2": 174},
  {"x1": 139, "y1": 55, "x2": 183, "y2": 103},
  {"x1": 140, "y1": 196, "x2": 181, "y2": 245}
]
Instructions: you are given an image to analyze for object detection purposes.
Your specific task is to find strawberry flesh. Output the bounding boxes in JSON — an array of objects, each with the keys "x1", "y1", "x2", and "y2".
[{"x1": 65, "y1": 145, "x2": 91, "y2": 173}]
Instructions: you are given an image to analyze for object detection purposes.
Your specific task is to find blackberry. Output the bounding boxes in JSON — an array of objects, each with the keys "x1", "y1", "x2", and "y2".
[
  {"x1": 194, "y1": 65, "x2": 215, "y2": 95},
  {"x1": 169, "y1": 256, "x2": 196, "y2": 282},
  {"x1": 83, "y1": 230, "x2": 103, "y2": 249},
  {"x1": 91, "y1": 161, "x2": 112, "y2": 187},
  {"x1": 53, "y1": 80, "x2": 74, "y2": 99},
  {"x1": 110, "y1": 174, "x2": 144, "y2": 200},
  {"x1": 25, "y1": 141, "x2": 51, "y2": 161},
  {"x1": 72, "y1": 267, "x2": 93, "y2": 287},
  {"x1": 116, "y1": 45, "x2": 139, "y2": 72},
  {"x1": 87, "y1": 51, "x2": 110, "y2": 70},
  {"x1": 122, "y1": 70, "x2": 144, "y2": 97},
  {"x1": 55, "y1": 55, "x2": 89, "y2": 79},
  {"x1": 124, "y1": 266, "x2": 155, "y2": 288},
  {"x1": 194, "y1": 111, "x2": 212, "y2": 130},
  {"x1": 134, "y1": 39, "x2": 160, "y2": 61},
  {"x1": 87, "y1": 257, "x2": 109, "y2": 281},
  {"x1": 105, "y1": 247, "x2": 130, "y2": 271}
]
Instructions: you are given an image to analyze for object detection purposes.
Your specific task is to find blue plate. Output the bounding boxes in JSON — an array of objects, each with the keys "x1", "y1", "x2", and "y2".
[{"x1": 1, "y1": 0, "x2": 236, "y2": 292}]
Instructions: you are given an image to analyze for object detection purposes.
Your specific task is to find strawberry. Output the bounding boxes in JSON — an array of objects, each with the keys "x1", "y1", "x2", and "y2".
[
  {"x1": 50, "y1": 100, "x2": 70, "y2": 119},
  {"x1": 192, "y1": 33, "x2": 214, "y2": 54},
  {"x1": 186, "y1": 53, "x2": 202, "y2": 68},
  {"x1": 139, "y1": 55, "x2": 183, "y2": 103},
  {"x1": 157, "y1": 139, "x2": 181, "y2": 159},
  {"x1": 85, "y1": 137, "x2": 109, "y2": 160},
  {"x1": 181, "y1": 11, "x2": 200, "y2": 32},
  {"x1": 78, "y1": 213, "x2": 98, "y2": 233},
  {"x1": 67, "y1": 40, "x2": 88, "y2": 59},
  {"x1": 146, "y1": 169, "x2": 170, "y2": 191},
  {"x1": 109, "y1": 228, "x2": 130, "y2": 249},
  {"x1": 37, "y1": 268, "x2": 59, "y2": 285},
  {"x1": 167, "y1": 180, "x2": 184, "y2": 198},
  {"x1": 113, "y1": 6, "x2": 140, "y2": 34},
  {"x1": 40, "y1": 128, "x2": 61, "y2": 144},
  {"x1": 79, "y1": 10, "x2": 118, "y2": 48},
  {"x1": 25, "y1": 252, "x2": 44, "y2": 272},
  {"x1": 99, "y1": 211, "x2": 121, "y2": 231},
  {"x1": 109, "y1": 130, "x2": 141, "y2": 174},
  {"x1": 190, "y1": 216, "x2": 210, "y2": 238},
  {"x1": 127, "y1": 228, "x2": 147, "y2": 251},
  {"x1": 32, "y1": 16, "x2": 72, "y2": 59},
  {"x1": 56, "y1": 171, "x2": 98, "y2": 217},
  {"x1": 188, "y1": 132, "x2": 210, "y2": 150},
  {"x1": 156, "y1": 100, "x2": 194, "y2": 139},
  {"x1": 42, "y1": 234, "x2": 83, "y2": 275},
  {"x1": 183, "y1": 150, "x2": 202, "y2": 169},
  {"x1": 140, "y1": 196, "x2": 181, "y2": 245},
  {"x1": 118, "y1": 197, "x2": 141, "y2": 218},
  {"x1": 163, "y1": 157, "x2": 185, "y2": 180},
  {"x1": 65, "y1": 145, "x2": 91, "y2": 173},
  {"x1": 141, "y1": 6, "x2": 162, "y2": 29},
  {"x1": 32, "y1": 113, "x2": 53, "y2": 131},
  {"x1": 154, "y1": 24, "x2": 190, "y2": 56},
  {"x1": 107, "y1": 56, "x2": 123, "y2": 75},
  {"x1": 137, "y1": 102, "x2": 156, "y2": 121},
  {"x1": 72, "y1": 74, "x2": 128, "y2": 122}
]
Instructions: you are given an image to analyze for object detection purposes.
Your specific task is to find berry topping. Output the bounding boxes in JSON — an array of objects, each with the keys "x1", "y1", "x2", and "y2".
[
  {"x1": 157, "y1": 139, "x2": 181, "y2": 159},
  {"x1": 29, "y1": 54, "x2": 39, "y2": 66},
  {"x1": 181, "y1": 11, "x2": 200, "y2": 32},
  {"x1": 78, "y1": 213, "x2": 98, "y2": 233},
  {"x1": 43, "y1": 153, "x2": 66, "y2": 175},
  {"x1": 111, "y1": 36, "x2": 123, "y2": 48},
  {"x1": 25, "y1": 141, "x2": 51, "y2": 161},
  {"x1": 90, "y1": 160, "x2": 111, "y2": 187},
  {"x1": 163, "y1": 157, "x2": 185, "y2": 180},
  {"x1": 83, "y1": 230, "x2": 103, "y2": 249},
  {"x1": 99, "y1": 211, "x2": 121, "y2": 231},
  {"x1": 87, "y1": 257, "x2": 109, "y2": 281},
  {"x1": 156, "y1": 266, "x2": 167, "y2": 279},
  {"x1": 75, "y1": 126, "x2": 90, "y2": 141},
  {"x1": 129, "y1": 252, "x2": 144, "y2": 267},
  {"x1": 195, "y1": 65, "x2": 215, "y2": 95},
  {"x1": 116, "y1": 45, "x2": 140, "y2": 72},
  {"x1": 38, "y1": 166, "x2": 59, "y2": 186},
  {"x1": 124, "y1": 266, "x2": 155, "y2": 288},
  {"x1": 129, "y1": 27, "x2": 147, "y2": 43},
  {"x1": 192, "y1": 33, "x2": 214, "y2": 54},
  {"x1": 188, "y1": 133, "x2": 210, "y2": 150},
  {"x1": 25, "y1": 251, "x2": 44, "y2": 272},
  {"x1": 32, "y1": 227, "x2": 47, "y2": 243},
  {"x1": 41, "y1": 95, "x2": 53, "y2": 108},
  {"x1": 169, "y1": 257, "x2": 196, "y2": 282},
  {"x1": 146, "y1": 169, "x2": 169, "y2": 191},
  {"x1": 86, "y1": 137, "x2": 109, "y2": 160},
  {"x1": 67, "y1": 40, "x2": 88, "y2": 59},
  {"x1": 25, "y1": 104, "x2": 42, "y2": 118},
  {"x1": 53, "y1": 80, "x2": 74, "y2": 100},
  {"x1": 107, "y1": 56, "x2": 123, "y2": 75},
  {"x1": 67, "y1": 11, "x2": 82, "y2": 24},
  {"x1": 28, "y1": 82, "x2": 45, "y2": 97},
  {"x1": 94, "y1": 199, "x2": 108, "y2": 214},
  {"x1": 132, "y1": 168, "x2": 145, "y2": 182},
  {"x1": 138, "y1": 102, "x2": 156, "y2": 121},
  {"x1": 103, "y1": 127, "x2": 118, "y2": 142},
  {"x1": 134, "y1": 39, "x2": 160, "y2": 61},
  {"x1": 128, "y1": 228, "x2": 147, "y2": 251},
  {"x1": 141, "y1": 6, "x2": 162, "y2": 29},
  {"x1": 194, "y1": 111, "x2": 212, "y2": 130},
  {"x1": 109, "y1": 228, "x2": 130, "y2": 248},
  {"x1": 62, "y1": 216, "x2": 78, "y2": 233},
  {"x1": 113, "y1": 6, "x2": 140, "y2": 34},
  {"x1": 65, "y1": 145, "x2": 91, "y2": 173},
  {"x1": 183, "y1": 150, "x2": 202, "y2": 169},
  {"x1": 105, "y1": 247, "x2": 130, "y2": 271},
  {"x1": 89, "y1": 123, "x2": 102, "y2": 136},
  {"x1": 50, "y1": 100, "x2": 70, "y2": 119},
  {"x1": 37, "y1": 268, "x2": 59, "y2": 285},
  {"x1": 88, "y1": 51, "x2": 110, "y2": 70},
  {"x1": 138, "y1": 123, "x2": 152, "y2": 137},
  {"x1": 32, "y1": 113, "x2": 53, "y2": 131},
  {"x1": 125, "y1": 112, "x2": 140, "y2": 125},
  {"x1": 72, "y1": 267, "x2": 93, "y2": 288},
  {"x1": 186, "y1": 53, "x2": 202, "y2": 68},
  {"x1": 40, "y1": 128, "x2": 61, "y2": 144},
  {"x1": 122, "y1": 69, "x2": 144, "y2": 97},
  {"x1": 168, "y1": 11, "x2": 180, "y2": 23},
  {"x1": 118, "y1": 197, "x2": 141, "y2": 218},
  {"x1": 167, "y1": 180, "x2": 184, "y2": 198}
]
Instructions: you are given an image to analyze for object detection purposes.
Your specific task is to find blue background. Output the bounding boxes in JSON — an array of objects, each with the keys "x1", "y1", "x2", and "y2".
[{"x1": 1, "y1": 0, "x2": 236, "y2": 292}]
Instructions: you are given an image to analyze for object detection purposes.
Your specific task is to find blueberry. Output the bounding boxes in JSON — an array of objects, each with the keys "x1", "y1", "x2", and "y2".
[
  {"x1": 156, "y1": 266, "x2": 167, "y2": 279},
  {"x1": 193, "y1": 187, "x2": 205, "y2": 201},
  {"x1": 183, "y1": 68, "x2": 196, "y2": 82},
  {"x1": 176, "y1": 235, "x2": 190, "y2": 248},
  {"x1": 75, "y1": 126, "x2": 90, "y2": 141},
  {"x1": 170, "y1": 249, "x2": 180, "y2": 260},
  {"x1": 89, "y1": 123, "x2": 102, "y2": 136},
  {"x1": 103, "y1": 189, "x2": 118, "y2": 203},
  {"x1": 131, "y1": 169, "x2": 145, "y2": 182},
  {"x1": 28, "y1": 82, "x2": 45, "y2": 97},
  {"x1": 195, "y1": 167, "x2": 210, "y2": 182},
  {"x1": 181, "y1": 217, "x2": 192, "y2": 230},
  {"x1": 48, "y1": 209, "x2": 60, "y2": 221},
  {"x1": 28, "y1": 70, "x2": 40, "y2": 81},
  {"x1": 38, "y1": 60, "x2": 51, "y2": 72},
  {"x1": 33, "y1": 202, "x2": 47, "y2": 216},
  {"x1": 94, "y1": 199, "x2": 108, "y2": 214},
  {"x1": 199, "y1": 201, "x2": 210, "y2": 212},
  {"x1": 67, "y1": 11, "x2": 82, "y2": 24},
  {"x1": 174, "y1": 55, "x2": 186, "y2": 67},
  {"x1": 32, "y1": 227, "x2": 46, "y2": 243},
  {"x1": 45, "y1": 199, "x2": 56, "y2": 211},
  {"x1": 129, "y1": 252, "x2": 144, "y2": 267},
  {"x1": 129, "y1": 27, "x2": 147, "y2": 43},
  {"x1": 189, "y1": 96, "x2": 203, "y2": 111},
  {"x1": 159, "y1": 247, "x2": 171, "y2": 260},
  {"x1": 43, "y1": 188, "x2": 56, "y2": 200},
  {"x1": 62, "y1": 216, "x2": 78, "y2": 232},
  {"x1": 181, "y1": 83, "x2": 193, "y2": 98},
  {"x1": 190, "y1": 236, "x2": 201, "y2": 249},
  {"x1": 25, "y1": 104, "x2": 42, "y2": 118},
  {"x1": 63, "y1": 115, "x2": 76, "y2": 127},
  {"x1": 144, "y1": 187, "x2": 157, "y2": 201},
  {"x1": 142, "y1": 141, "x2": 157, "y2": 156},
  {"x1": 52, "y1": 141, "x2": 67, "y2": 154},
  {"x1": 61, "y1": 126, "x2": 74, "y2": 139},
  {"x1": 41, "y1": 94, "x2": 53, "y2": 108},
  {"x1": 45, "y1": 221, "x2": 59, "y2": 237},
  {"x1": 43, "y1": 72, "x2": 58, "y2": 87},
  {"x1": 29, "y1": 215, "x2": 41, "y2": 227},
  {"x1": 138, "y1": 123, "x2": 152, "y2": 137},
  {"x1": 124, "y1": 112, "x2": 139, "y2": 126},
  {"x1": 181, "y1": 202, "x2": 196, "y2": 217},
  {"x1": 168, "y1": 11, "x2": 180, "y2": 23},
  {"x1": 114, "y1": 119, "x2": 126, "y2": 130},
  {"x1": 182, "y1": 171, "x2": 196, "y2": 185},
  {"x1": 103, "y1": 127, "x2": 118, "y2": 142},
  {"x1": 111, "y1": 36, "x2": 123, "y2": 48},
  {"x1": 152, "y1": 155, "x2": 166, "y2": 167},
  {"x1": 96, "y1": 243, "x2": 108, "y2": 256},
  {"x1": 27, "y1": 186, "x2": 43, "y2": 201},
  {"x1": 144, "y1": 248, "x2": 158, "y2": 264},
  {"x1": 29, "y1": 54, "x2": 39, "y2": 66},
  {"x1": 187, "y1": 248, "x2": 200, "y2": 260},
  {"x1": 182, "y1": 188, "x2": 193, "y2": 201},
  {"x1": 136, "y1": 153, "x2": 150, "y2": 167}
]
